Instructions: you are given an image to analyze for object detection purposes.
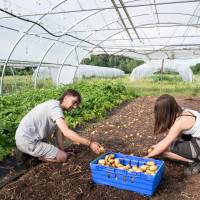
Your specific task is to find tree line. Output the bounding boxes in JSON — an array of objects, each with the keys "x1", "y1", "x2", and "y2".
[{"x1": 81, "y1": 54, "x2": 144, "y2": 74}]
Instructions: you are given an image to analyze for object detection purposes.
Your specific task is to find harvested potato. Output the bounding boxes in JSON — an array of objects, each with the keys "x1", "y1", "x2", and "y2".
[
  {"x1": 98, "y1": 159, "x2": 105, "y2": 165},
  {"x1": 147, "y1": 147, "x2": 154, "y2": 153},
  {"x1": 140, "y1": 165, "x2": 148, "y2": 171},
  {"x1": 109, "y1": 159, "x2": 115, "y2": 164},
  {"x1": 139, "y1": 167, "x2": 145, "y2": 172},
  {"x1": 146, "y1": 169, "x2": 156, "y2": 175},
  {"x1": 146, "y1": 161, "x2": 155, "y2": 166},
  {"x1": 146, "y1": 169, "x2": 151, "y2": 173},
  {"x1": 132, "y1": 166, "x2": 138, "y2": 171},
  {"x1": 105, "y1": 161, "x2": 110, "y2": 166},
  {"x1": 109, "y1": 154, "x2": 115, "y2": 159},
  {"x1": 114, "y1": 158, "x2": 120, "y2": 166},
  {"x1": 118, "y1": 166, "x2": 126, "y2": 170},
  {"x1": 124, "y1": 165, "x2": 131, "y2": 170},
  {"x1": 149, "y1": 165, "x2": 157, "y2": 171},
  {"x1": 117, "y1": 163, "x2": 124, "y2": 168},
  {"x1": 146, "y1": 165, "x2": 150, "y2": 170},
  {"x1": 136, "y1": 168, "x2": 143, "y2": 172},
  {"x1": 100, "y1": 146, "x2": 105, "y2": 153},
  {"x1": 105, "y1": 155, "x2": 109, "y2": 161}
]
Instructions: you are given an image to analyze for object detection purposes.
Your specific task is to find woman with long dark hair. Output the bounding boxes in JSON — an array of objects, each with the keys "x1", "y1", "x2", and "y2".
[{"x1": 147, "y1": 94, "x2": 200, "y2": 175}]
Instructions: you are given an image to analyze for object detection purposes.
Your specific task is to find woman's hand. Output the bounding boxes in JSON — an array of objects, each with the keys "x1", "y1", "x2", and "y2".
[{"x1": 147, "y1": 143, "x2": 167, "y2": 158}]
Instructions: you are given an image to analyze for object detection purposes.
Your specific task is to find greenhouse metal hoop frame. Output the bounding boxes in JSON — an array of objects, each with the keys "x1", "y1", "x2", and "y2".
[{"x1": 0, "y1": 0, "x2": 200, "y2": 94}]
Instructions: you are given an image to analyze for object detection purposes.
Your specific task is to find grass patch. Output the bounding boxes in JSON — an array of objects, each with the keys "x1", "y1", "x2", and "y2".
[{"x1": 125, "y1": 74, "x2": 200, "y2": 96}]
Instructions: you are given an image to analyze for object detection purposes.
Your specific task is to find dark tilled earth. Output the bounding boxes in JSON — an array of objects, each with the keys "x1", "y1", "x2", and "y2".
[{"x1": 0, "y1": 96, "x2": 200, "y2": 200}]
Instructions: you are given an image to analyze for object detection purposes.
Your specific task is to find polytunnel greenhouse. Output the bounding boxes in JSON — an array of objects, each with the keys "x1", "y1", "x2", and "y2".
[
  {"x1": 33, "y1": 64, "x2": 125, "y2": 85},
  {"x1": 1, "y1": 0, "x2": 200, "y2": 94},
  {"x1": 130, "y1": 59, "x2": 193, "y2": 82},
  {"x1": 2, "y1": 0, "x2": 200, "y2": 199}
]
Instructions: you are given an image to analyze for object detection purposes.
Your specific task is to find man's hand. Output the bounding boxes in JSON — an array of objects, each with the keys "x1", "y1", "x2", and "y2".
[{"x1": 90, "y1": 142, "x2": 101, "y2": 154}]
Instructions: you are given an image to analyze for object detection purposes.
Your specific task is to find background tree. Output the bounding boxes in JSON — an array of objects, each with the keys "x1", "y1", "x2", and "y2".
[
  {"x1": 191, "y1": 63, "x2": 200, "y2": 74},
  {"x1": 81, "y1": 54, "x2": 144, "y2": 74}
]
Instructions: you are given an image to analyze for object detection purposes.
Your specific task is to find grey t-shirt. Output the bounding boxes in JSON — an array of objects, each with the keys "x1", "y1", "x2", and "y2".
[{"x1": 15, "y1": 100, "x2": 64, "y2": 141}]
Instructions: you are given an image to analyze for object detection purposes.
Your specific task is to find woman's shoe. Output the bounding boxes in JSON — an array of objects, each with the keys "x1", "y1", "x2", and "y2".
[{"x1": 184, "y1": 161, "x2": 200, "y2": 176}]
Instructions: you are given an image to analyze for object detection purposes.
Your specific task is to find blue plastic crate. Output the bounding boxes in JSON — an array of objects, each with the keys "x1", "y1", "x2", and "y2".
[{"x1": 90, "y1": 152, "x2": 165, "y2": 196}]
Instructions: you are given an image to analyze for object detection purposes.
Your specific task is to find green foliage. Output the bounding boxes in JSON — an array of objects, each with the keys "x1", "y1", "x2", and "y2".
[
  {"x1": 152, "y1": 74, "x2": 182, "y2": 82},
  {"x1": 154, "y1": 71, "x2": 179, "y2": 75},
  {"x1": 81, "y1": 54, "x2": 144, "y2": 73},
  {"x1": 191, "y1": 63, "x2": 200, "y2": 74},
  {"x1": 0, "y1": 78, "x2": 135, "y2": 160},
  {"x1": 0, "y1": 66, "x2": 33, "y2": 76}
]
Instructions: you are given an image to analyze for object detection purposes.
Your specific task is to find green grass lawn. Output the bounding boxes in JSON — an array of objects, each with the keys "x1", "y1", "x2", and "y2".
[
  {"x1": 2, "y1": 75, "x2": 54, "y2": 94},
  {"x1": 124, "y1": 74, "x2": 200, "y2": 96}
]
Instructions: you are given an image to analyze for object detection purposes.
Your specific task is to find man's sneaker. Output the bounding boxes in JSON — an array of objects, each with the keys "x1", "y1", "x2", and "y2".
[
  {"x1": 13, "y1": 148, "x2": 39, "y2": 169},
  {"x1": 184, "y1": 161, "x2": 200, "y2": 176}
]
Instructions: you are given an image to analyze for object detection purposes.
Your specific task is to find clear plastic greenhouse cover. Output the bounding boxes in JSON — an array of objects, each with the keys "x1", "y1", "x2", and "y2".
[
  {"x1": 1, "y1": 0, "x2": 200, "y2": 92},
  {"x1": 130, "y1": 59, "x2": 193, "y2": 82},
  {"x1": 33, "y1": 65, "x2": 125, "y2": 85}
]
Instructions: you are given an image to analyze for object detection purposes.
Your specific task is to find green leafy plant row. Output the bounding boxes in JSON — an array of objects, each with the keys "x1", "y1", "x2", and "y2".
[{"x1": 0, "y1": 78, "x2": 136, "y2": 160}]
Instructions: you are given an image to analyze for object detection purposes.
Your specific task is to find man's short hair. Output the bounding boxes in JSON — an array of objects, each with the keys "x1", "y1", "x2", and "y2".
[{"x1": 58, "y1": 89, "x2": 81, "y2": 104}]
